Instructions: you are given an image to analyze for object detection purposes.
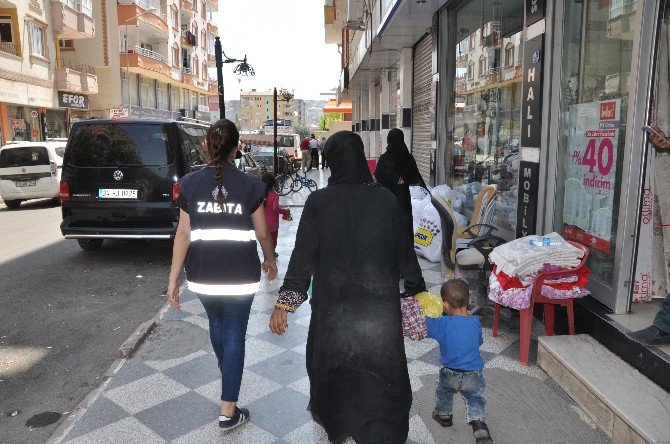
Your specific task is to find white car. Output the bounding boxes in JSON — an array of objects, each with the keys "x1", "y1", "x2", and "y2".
[{"x1": 0, "y1": 140, "x2": 67, "y2": 209}]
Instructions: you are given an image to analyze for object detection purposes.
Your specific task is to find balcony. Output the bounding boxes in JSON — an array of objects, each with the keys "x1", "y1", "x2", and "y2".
[
  {"x1": 208, "y1": 80, "x2": 218, "y2": 94},
  {"x1": 56, "y1": 59, "x2": 99, "y2": 94},
  {"x1": 456, "y1": 53, "x2": 469, "y2": 67},
  {"x1": 181, "y1": 30, "x2": 196, "y2": 47},
  {"x1": 208, "y1": 0, "x2": 218, "y2": 12},
  {"x1": 482, "y1": 32, "x2": 501, "y2": 48},
  {"x1": 207, "y1": 22, "x2": 218, "y2": 36},
  {"x1": 180, "y1": 0, "x2": 193, "y2": 12},
  {"x1": 51, "y1": 0, "x2": 95, "y2": 39},
  {"x1": 121, "y1": 45, "x2": 173, "y2": 79},
  {"x1": 118, "y1": 0, "x2": 168, "y2": 35},
  {"x1": 207, "y1": 53, "x2": 215, "y2": 66},
  {"x1": 182, "y1": 67, "x2": 195, "y2": 85},
  {"x1": 0, "y1": 41, "x2": 21, "y2": 57}
]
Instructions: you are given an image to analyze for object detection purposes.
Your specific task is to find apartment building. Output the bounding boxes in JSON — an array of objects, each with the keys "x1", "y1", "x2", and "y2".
[
  {"x1": 0, "y1": 0, "x2": 96, "y2": 142},
  {"x1": 239, "y1": 89, "x2": 296, "y2": 133},
  {"x1": 69, "y1": 0, "x2": 218, "y2": 121}
]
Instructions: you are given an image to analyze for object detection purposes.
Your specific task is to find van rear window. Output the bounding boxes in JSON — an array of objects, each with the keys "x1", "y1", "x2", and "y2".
[
  {"x1": 66, "y1": 123, "x2": 172, "y2": 167},
  {"x1": 0, "y1": 146, "x2": 49, "y2": 168}
]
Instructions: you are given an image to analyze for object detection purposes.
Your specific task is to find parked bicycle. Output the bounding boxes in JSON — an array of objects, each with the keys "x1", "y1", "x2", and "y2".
[{"x1": 291, "y1": 171, "x2": 318, "y2": 193}]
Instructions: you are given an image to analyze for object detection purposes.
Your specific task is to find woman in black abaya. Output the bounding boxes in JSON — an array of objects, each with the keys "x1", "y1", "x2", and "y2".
[
  {"x1": 374, "y1": 128, "x2": 428, "y2": 238},
  {"x1": 270, "y1": 131, "x2": 425, "y2": 443}
]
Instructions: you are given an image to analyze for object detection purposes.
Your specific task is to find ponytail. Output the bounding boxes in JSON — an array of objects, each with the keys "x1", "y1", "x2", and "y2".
[{"x1": 206, "y1": 119, "x2": 239, "y2": 205}]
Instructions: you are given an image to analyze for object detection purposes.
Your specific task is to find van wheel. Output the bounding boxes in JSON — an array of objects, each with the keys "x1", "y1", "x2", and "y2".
[
  {"x1": 4, "y1": 200, "x2": 21, "y2": 209},
  {"x1": 77, "y1": 239, "x2": 104, "y2": 251}
]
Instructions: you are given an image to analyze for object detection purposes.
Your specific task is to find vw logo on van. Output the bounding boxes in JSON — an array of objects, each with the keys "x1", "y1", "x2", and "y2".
[{"x1": 113, "y1": 170, "x2": 124, "y2": 181}]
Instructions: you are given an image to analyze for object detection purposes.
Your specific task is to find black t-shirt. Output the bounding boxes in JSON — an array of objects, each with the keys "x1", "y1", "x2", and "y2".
[{"x1": 179, "y1": 165, "x2": 266, "y2": 295}]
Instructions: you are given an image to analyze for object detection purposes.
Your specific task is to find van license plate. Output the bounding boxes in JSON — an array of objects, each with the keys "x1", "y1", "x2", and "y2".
[
  {"x1": 99, "y1": 189, "x2": 138, "y2": 199},
  {"x1": 15, "y1": 181, "x2": 36, "y2": 187}
]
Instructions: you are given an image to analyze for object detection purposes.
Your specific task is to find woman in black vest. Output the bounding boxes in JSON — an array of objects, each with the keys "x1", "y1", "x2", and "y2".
[{"x1": 167, "y1": 119, "x2": 277, "y2": 431}]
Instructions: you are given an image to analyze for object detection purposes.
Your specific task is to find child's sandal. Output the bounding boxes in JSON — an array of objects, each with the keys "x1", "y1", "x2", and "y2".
[{"x1": 432, "y1": 412, "x2": 453, "y2": 427}]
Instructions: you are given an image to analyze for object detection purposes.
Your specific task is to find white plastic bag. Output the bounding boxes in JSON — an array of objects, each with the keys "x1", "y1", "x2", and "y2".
[
  {"x1": 414, "y1": 203, "x2": 443, "y2": 263},
  {"x1": 409, "y1": 186, "x2": 429, "y2": 200}
]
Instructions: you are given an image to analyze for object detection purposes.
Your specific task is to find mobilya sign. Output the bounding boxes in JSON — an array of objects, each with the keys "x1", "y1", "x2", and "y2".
[
  {"x1": 58, "y1": 92, "x2": 89, "y2": 110},
  {"x1": 515, "y1": 0, "x2": 545, "y2": 239}
]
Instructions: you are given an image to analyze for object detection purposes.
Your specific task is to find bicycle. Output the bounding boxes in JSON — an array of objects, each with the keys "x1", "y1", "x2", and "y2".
[
  {"x1": 273, "y1": 157, "x2": 298, "y2": 196},
  {"x1": 292, "y1": 170, "x2": 318, "y2": 193}
]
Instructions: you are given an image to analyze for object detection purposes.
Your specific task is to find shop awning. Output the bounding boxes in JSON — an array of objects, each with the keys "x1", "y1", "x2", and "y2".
[{"x1": 323, "y1": 99, "x2": 352, "y2": 114}]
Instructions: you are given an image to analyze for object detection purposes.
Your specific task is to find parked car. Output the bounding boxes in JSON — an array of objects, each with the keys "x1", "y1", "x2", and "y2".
[
  {"x1": 235, "y1": 152, "x2": 262, "y2": 178},
  {"x1": 60, "y1": 119, "x2": 209, "y2": 250},
  {"x1": 0, "y1": 140, "x2": 67, "y2": 209},
  {"x1": 251, "y1": 147, "x2": 292, "y2": 173}
]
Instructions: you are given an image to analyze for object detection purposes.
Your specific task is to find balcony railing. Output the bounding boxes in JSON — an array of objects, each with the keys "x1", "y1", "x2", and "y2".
[
  {"x1": 134, "y1": 45, "x2": 166, "y2": 63},
  {"x1": 59, "y1": 57, "x2": 96, "y2": 74},
  {"x1": 0, "y1": 41, "x2": 20, "y2": 57},
  {"x1": 182, "y1": 66, "x2": 193, "y2": 74}
]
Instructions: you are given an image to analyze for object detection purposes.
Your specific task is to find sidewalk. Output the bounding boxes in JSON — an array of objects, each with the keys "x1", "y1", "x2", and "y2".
[{"x1": 50, "y1": 170, "x2": 610, "y2": 443}]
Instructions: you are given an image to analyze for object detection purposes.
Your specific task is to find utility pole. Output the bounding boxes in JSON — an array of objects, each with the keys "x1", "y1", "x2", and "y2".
[
  {"x1": 273, "y1": 87, "x2": 278, "y2": 173},
  {"x1": 214, "y1": 37, "x2": 225, "y2": 120}
]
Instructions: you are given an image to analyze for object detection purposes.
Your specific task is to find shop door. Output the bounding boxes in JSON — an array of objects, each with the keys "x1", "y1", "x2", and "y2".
[
  {"x1": 550, "y1": 0, "x2": 656, "y2": 313},
  {"x1": 412, "y1": 34, "x2": 433, "y2": 185}
]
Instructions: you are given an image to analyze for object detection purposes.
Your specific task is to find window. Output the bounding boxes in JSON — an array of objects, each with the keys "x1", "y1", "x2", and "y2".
[
  {"x1": 182, "y1": 48, "x2": 191, "y2": 70},
  {"x1": 201, "y1": 30, "x2": 206, "y2": 49},
  {"x1": 172, "y1": 46, "x2": 179, "y2": 67},
  {"x1": 202, "y1": 61, "x2": 207, "y2": 79},
  {"x1": 201, "y1": 1, "x2": 206, "y2": 19},
  {"x1": 140, "y1": 42, "x2": 153, "y2": 51},
  {"x1": 445, "y1": 0, "x2": 523, "y2": 240},
  {"x1": 171, "y1": 6, "x2": 178, "y2": 29},
  {"x1": 504, "y1": 43, "x2": 514, "y2": 67},
  {"x1": 28, "y1": 21, "x2": 45, "y2": 58},
  {"x1": 0, "y1": 15, "x2": 13, "y2": 43},
  {"x1": 67, "y1": 123, "x2": 173, "y2": 167},
  {"x1": 194, "y1": 55, "x2": 199, "y2": 76},
  {"x1": 59, "y1": 39, "x2": 74, "y2": 51}
]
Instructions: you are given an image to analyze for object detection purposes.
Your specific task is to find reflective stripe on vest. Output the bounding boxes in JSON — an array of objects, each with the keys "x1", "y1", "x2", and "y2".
[
  {"x1": 190, "y1": 229, "x2": 257, "y2": 242},
  {"x1": 186, "y1": 280, "x2": 260, "y2": 296}
]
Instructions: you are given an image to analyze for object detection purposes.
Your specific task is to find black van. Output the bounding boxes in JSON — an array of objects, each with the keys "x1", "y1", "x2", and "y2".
[{"x1": 60, "y1": 119, "x2": 210, "y2": 250}]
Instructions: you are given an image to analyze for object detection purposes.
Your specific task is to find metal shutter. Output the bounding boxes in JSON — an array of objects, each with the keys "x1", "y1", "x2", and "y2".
[{"x1": 411, "y1": 34, "x2": 433, "y2": 185}]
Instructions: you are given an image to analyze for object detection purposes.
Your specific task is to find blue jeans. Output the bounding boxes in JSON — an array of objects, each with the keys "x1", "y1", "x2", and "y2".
[
  {"x1": 434, "y1": 367, "x2": 487, "y2": 423},
  {"x1": 653, "y1": 293, "x2": 670, "y2": 334},
  {"x1": 198, "y1": 294, "x2": 254, "y2": 403}
]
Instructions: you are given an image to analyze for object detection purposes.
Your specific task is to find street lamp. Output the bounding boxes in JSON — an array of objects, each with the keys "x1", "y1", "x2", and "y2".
[
  {"x1": 274, "y1": 88, "x2": 294, "y2": 172},
  {"x1": 124, "y1": 6, "x2": 156, "y2": 116},
  {"x1": 214, "y1": 36, "x2": 254, "y2": 120}
]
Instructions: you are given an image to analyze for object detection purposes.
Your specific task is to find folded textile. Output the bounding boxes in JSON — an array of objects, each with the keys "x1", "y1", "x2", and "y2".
[
  {"x1": 489, "y1": 232, "x2": 584, "y2": 277},
  {"x1": 493, "y1": 264, "x2": 590, "y2": 291},
  {"x1": 488, "y1": 272, "x2": 590, "y2": 310},
  {"x1": 400, "y1": 296, "x2": 427, "y2": 341}
]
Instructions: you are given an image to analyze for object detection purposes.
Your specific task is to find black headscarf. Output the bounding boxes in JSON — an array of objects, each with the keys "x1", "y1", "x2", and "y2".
[
  {"x1": 385, "y1": 128, "x2": 427, "y2": 189},
  {"x1": 324, "y1": 131, "x2": 374, "y2": 186}
]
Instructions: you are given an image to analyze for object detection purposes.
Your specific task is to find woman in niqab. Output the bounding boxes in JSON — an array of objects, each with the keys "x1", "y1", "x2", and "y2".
[
  {"x1": 374, "y1": 128, "x2": 428, "y2": 238},
  {"x1": 270, "y1": 131, "x2": 426, "y2": 443}
]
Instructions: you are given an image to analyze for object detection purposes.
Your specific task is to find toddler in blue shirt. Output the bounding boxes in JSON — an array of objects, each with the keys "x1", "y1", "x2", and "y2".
[{"x1": 425, "y1": 279, "x2": 492, "y2": 444}]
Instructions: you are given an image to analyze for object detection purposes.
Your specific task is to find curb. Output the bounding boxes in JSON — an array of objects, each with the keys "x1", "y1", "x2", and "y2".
[{"x1": 47, "y1": 284, "x2": 184, "y2": 444}]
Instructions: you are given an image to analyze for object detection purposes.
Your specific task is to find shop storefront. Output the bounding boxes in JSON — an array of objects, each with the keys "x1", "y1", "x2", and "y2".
[{"x1": 435, "y1": 0, "x2": 669, "y2": 387}]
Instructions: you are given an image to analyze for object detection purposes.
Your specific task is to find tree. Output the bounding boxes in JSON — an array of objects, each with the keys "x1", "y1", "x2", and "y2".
[
  {"x1": 293, "y1": 122, "x2": 310, "y2": 140},
  {"x1": 318, "y1": 113, "x2": 343, "y2": 131}
]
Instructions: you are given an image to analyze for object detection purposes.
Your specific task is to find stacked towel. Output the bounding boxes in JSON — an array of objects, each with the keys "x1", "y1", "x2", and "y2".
[{"x1": 489, "y1": 232, "x2": 584, "y2": 277}]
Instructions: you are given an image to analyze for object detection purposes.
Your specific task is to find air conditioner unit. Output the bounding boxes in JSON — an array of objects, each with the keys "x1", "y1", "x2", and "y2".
[{"x1": 346, "y1": 0, "x2": 365, "y2": 30}]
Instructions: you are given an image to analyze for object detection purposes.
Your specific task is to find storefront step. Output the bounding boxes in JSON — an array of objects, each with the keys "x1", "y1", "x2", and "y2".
[{"x1": 538, "y1": 335, "x2": 670, "y2": 444}]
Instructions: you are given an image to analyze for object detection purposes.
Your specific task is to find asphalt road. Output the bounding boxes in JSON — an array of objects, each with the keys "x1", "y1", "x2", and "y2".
[{"x1": 0, "y1": 199, "x2": 171, "y2": 443}]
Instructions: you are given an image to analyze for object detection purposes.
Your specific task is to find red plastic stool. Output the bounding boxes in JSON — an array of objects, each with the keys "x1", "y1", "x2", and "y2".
[{"x1": 492, "y1": 241, "x2": 589, "y2": 365}]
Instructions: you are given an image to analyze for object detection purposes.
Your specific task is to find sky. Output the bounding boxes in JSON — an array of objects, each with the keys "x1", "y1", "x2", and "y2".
[{"x1": 211, "y1": 0, "x2": 341, "y2": 101}]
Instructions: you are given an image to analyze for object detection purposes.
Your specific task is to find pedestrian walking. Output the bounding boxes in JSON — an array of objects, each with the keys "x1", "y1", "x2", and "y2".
[
  {"x1": 167, "y1": 119, "x2": 278, "y2": 432},
  {"x1": 309, "y1": 134, "x2": 320, "y2": 169},
  {"x1": 427, "y1": 279, "x2": 493, "y2": 443},
  {"x1": 269, "y1": 130, "x2": 426, "y2": 443},
  {"x1": 260, "y1": 173, "x2": 292, "y2": 254},
  {"x1": 320, "y1": 136, "x2": 328, "y2": 169},
  {"x1": 374, "y1": 128, "x2": 428, "y2": 242},
  {"x1": 301, "y1": 136, "x2": 312, "y2": 172}
]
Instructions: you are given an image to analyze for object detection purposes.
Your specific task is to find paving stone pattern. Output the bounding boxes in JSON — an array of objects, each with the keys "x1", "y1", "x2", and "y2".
[{"x1": 56, "y1": 171, "x2": 610, "y2": 443}]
